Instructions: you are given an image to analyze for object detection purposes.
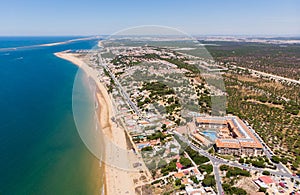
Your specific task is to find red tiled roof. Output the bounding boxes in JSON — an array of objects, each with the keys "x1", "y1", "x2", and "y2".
[
  {"x1": 259, "y1": 176, "x2": 273, "y2": 184},
  {"x1": 196, "y1": 118, "x2": 227, "y2": 125},
  {"x1": 176, "y1": 162, "x2": 183, "y2": 169},
  {"x1": 215, "y1": 139, "x2": 240, "y2": 149}
]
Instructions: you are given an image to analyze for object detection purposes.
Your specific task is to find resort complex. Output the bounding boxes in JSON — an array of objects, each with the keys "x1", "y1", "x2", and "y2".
[{"x1": 194, "y1": 116, "x2": 263, "y2": 156}]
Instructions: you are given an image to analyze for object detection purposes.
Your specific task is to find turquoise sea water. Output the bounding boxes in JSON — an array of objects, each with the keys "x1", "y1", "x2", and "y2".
[{"x1": 0, "y1": 37, "x2": 102, "y2": 194}]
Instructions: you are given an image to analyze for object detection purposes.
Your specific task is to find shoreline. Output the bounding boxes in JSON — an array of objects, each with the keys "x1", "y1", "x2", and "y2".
[
  {"x1": 54, "y1": 51, "x2": 137, "y2": 195},
  {"x1": 43, "y1": 36, "x2": 99, "y2": 47},
  {"x1": 55, "y1": 51, "x2": 107, "y2": 195},
  {"x1": 0, "y1": 36, "x2": 98, "y2": 52}
]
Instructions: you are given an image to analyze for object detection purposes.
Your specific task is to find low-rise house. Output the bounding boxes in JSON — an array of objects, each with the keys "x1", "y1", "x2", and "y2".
[
  {"x1": 182, "y1": 178, "x2": 193, "y2": 185},
  {"x1": 176, "y1": 162, "x2": 183, "y2": 170},
  {"x1": 174, "y1": 172, "x2": 185, "y2": 179},
  {"x1": 185, "y1": 185, "x2": 207, "y2": 195},
  {"x1": 196, "y1": 174, "x2": 204, "y2": 181},
  {"x1": 258, "y1": 176, "x2": 273, "y2": 185},
  {"x1": 254, "y1": 179, "x2": 269, "y2": 189}
]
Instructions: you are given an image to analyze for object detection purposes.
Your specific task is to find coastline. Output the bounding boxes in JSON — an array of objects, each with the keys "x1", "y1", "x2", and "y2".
[
  {"x1": 54, "y1": 51, "x2": 137, "y2": 195},
  {"x1": 0, "y1": 36, "x2": 98, "y2": 52},
  {"x1": 43, "y1": 36, "x2": 99, "y2": 47}
]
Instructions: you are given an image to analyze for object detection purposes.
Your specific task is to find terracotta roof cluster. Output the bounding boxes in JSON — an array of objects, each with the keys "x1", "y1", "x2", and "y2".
[
  {"x1": 196, "y1": 118, "x2": 227, "y2": 125},
  {"x1": 197, "y1": 116, "x2": 263, "y2": 149},
  {"x1": 193, "y1": 133, "x2": 210, "y2": 146},
  {"x1": 216, "y1": 139, "x2": 262, "y2": 149},
  {"x1": 227, "y1": 120, "x2": 243, "y2": 138},
  {"x1": 239, "y1": 141, "x2": 262, "y2": 148},
  {"x1": 215, "y1": 139, "x2": 240, "y2": 149},
  {"x1": 193, "y1": 133, "x2": 205, "y2": 142}
]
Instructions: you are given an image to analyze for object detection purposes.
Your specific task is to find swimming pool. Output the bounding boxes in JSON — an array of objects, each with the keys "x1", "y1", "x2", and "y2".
[
  {"x1": 202, "y1": 131, "x2": 218, "y2": 141},
  {"x1": 137, "y1": 143, "x2": 150, "y2": 149}
]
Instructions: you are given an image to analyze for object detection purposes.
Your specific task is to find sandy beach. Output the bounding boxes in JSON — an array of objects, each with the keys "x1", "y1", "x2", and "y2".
[
  {"x1": 54, "y1": 51, "x2": 142, "y2": 195},
  {"x1": 0, "y1": 37, "x2": 98, "y2": 52},
  {"x1": 43, "y1": 36, "x2": 99, "y2": 47}
]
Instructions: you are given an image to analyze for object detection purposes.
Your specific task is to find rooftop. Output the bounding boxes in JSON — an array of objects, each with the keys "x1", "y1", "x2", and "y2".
[
  {"x1": 197, "y1": 116, "x2": 263, "y2": 149},
  {"x1": 259, "y1": 176, "x2": 273, "y2": 184},
  {"x1": 215, "y1": 139, "x2": 240, "y2": 149},
  {"x1": 176, "y1": 162, "x2": 183, "y2": 169},
  {"x1": 174, "y1": 172, "x2": 184, "y2": 179}
]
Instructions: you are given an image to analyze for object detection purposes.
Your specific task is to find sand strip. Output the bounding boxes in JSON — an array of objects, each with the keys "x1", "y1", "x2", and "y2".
[{"x1": 54, "y1": 51, "x2": 136, "y2": 195}]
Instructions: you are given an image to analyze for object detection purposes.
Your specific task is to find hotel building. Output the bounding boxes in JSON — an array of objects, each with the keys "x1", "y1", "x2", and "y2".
[{"x1": 195, "y1": 116, "x2": 263, "y2": 156}]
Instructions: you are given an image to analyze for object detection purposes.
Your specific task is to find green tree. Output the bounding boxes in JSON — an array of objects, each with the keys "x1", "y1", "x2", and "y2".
[
  {"x1": 180, "y1": 157, "x2": 192, "y2": 168},
  {"x1": 190, "y1": 175, "x2": 199, "y2": 184},
  {"x1": 232, "y1": 187, "x2": 247, "y2": 195},
  {"x1": 175, "y1": 178, "x2": 181, "y2": 186},
  {"x1": 202, "y1": 175, "x2": 215, "y2": 187},
  {"x1": 259, "y1": 187, "x2": 267, "y2": 193},
  {"x1": 158, "y1": 159, "x2": 167, "y2": 168},
  {"x1": 251, "y1": 160, "x2": 265, "y2": 168},
  {"x1": 239, "y1": 158, "x2": 245, "y2": 163},
  {"x1": 199, "y1": 164, "x2": 213, "y2": 174},
  {"x1": 271, "y1": 156, "x2": 280, "y2": 163},
  {"x1": 262, "y1": 170, "x2": 270, "y2": 175},
  {"x1": 222, "y1": 183, "x2": 231, "y2": 191},
  {"x1": 220, "y1": 165, "x2": 229, "y2": 171},
  {"x1": 180, "y1": 184, "x2": 185, "y2": 190},
  {"x1": 141, "y1": 146, "x2": 153, "y2": 151},
  {"x1": 281, "y1": 157, "x2": 288, "y2": 164}
]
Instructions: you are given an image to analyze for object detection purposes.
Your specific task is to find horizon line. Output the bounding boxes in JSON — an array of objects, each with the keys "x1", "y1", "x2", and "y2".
[{"x1": 0, "y1": 34, "x2": 300, "y2": 37}]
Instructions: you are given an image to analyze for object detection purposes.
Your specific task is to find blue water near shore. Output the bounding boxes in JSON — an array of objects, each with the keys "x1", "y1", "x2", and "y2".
[{"x1": 0, "y1": 37, "x2": 102, "y2": 194}]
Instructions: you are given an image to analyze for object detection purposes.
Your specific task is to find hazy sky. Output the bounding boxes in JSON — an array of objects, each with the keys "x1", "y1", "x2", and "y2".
[{"x1": 1, "y1": 0, "x2": 299, "y2": 36}]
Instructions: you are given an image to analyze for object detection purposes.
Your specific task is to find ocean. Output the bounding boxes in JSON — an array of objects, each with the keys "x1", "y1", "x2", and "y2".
[{"x1": 0, "y1": 37, "x2": 102, "y2": 194}]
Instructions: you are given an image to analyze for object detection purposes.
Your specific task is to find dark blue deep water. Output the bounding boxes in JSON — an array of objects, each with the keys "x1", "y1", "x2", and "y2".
[
  {"x1": 0, "y1": 38, "x2": 102, "y2": 194},
  {"x1": 0, "y1": 36, "x2": 84, "y2": 49}
]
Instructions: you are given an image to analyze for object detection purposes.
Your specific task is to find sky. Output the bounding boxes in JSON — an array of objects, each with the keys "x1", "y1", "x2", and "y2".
[{"x1": 0, "y1": 0, "x2": 299, "y2": 36}]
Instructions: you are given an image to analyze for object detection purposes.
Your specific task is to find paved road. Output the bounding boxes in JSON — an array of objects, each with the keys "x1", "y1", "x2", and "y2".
[
  {"x1": 99, "y1": 59, "x2": 142, "y2": 118},
  {"x1": 230, "y1": 65, "x2": 300, "y2": 85},
  {"x1": 174, "y1": 132, "x2": 224, "y2": 195},
  {"x1": 213, "y1": 163, "x2": 223, "y2": 195},
  {"x1": 174, "y1": 132, "x2": 300, "y2": 195}
]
